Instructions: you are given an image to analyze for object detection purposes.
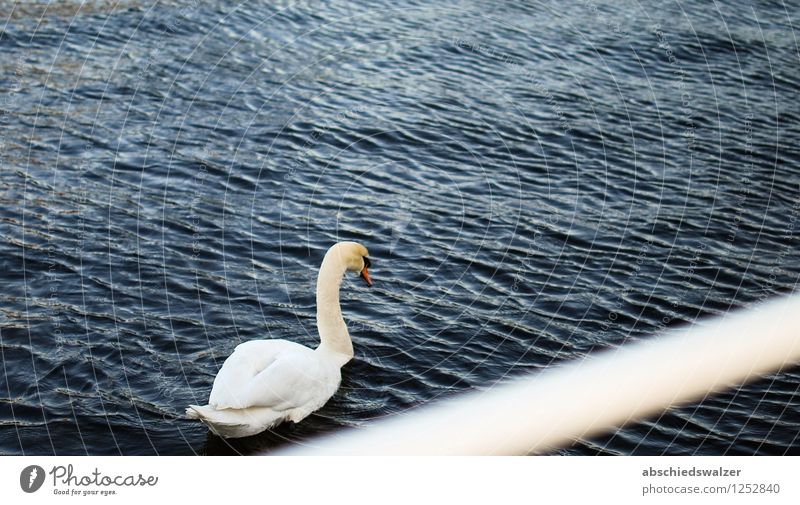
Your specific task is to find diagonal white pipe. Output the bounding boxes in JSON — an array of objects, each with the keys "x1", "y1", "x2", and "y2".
[{"x1": 276, "y1": 294, "x2": 800, "y2": 455}]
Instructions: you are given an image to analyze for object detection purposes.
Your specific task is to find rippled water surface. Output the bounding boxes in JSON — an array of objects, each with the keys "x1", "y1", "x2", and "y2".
[{"x1": 2, "y1": 0, "x2": 799, "y2": 455}]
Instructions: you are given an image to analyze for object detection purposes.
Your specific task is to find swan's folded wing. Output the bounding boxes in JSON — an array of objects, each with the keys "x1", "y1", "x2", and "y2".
[
  {"x1": 208, "y1": 341, "x2": 283, "y2": 409},
  {"x1": 208, "y1": 341, "x2": 323, "y2": 411},
  {"x1": 240, "y1": 351, "x2": 325, "y2": 411}
]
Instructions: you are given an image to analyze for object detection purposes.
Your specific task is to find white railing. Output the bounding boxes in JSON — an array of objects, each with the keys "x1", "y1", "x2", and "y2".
[{"x1": 275, "y1": 294, "x2": 800, "y2": 455}]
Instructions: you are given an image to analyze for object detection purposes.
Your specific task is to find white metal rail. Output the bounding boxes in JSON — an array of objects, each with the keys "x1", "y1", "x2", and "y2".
[{"x1": 274, "y1": 295, "x2": 800, "y2": 455}]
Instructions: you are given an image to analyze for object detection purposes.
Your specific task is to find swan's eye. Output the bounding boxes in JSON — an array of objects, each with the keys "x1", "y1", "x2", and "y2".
[{"x1": 363, "y1": 256, "x2": 371, "y2": 268}]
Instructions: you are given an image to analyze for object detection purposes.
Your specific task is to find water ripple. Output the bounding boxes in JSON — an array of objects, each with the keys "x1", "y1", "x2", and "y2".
[{"x1": 1, "y1": 0, "x2": 799, "y2": 455}]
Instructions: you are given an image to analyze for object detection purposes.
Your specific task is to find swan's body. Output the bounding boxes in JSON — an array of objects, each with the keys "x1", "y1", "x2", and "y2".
[{"x1": 186, "y1": 242, "x2": 372, "y2": 438}]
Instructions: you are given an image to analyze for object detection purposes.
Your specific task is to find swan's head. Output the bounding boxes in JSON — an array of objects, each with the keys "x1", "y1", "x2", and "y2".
[{"x1": 332, "y1": 241, "x2": 373, "y2": 287}]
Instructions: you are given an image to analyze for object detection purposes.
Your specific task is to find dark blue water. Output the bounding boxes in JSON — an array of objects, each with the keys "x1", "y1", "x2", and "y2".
[{"x1": 1, "y1": 0, "x2": 799, "y2": 455}]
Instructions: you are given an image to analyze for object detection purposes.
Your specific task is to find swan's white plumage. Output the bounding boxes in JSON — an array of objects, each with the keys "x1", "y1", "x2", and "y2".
[
  {"x1": 186, "y1": 241, "x2": 371, "y2": 438},
  {"x1": 208, "y1": 340, "x2": 332, "y2": 410}
]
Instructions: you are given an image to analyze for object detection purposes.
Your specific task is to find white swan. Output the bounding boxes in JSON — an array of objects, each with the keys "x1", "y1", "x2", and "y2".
[{"x1": 186, "y1": 241, "x2": 373, "y2": 438}]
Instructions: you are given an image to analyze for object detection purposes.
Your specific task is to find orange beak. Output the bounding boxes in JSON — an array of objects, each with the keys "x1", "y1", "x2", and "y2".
[{"x1": 360, "y1": 266, "x2": 372, "y2": 287}]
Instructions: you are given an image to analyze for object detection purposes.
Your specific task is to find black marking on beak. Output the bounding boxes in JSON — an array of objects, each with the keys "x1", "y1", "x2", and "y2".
[{"x1": 360, "y1": 256, "x2": 373, "y2": 287}]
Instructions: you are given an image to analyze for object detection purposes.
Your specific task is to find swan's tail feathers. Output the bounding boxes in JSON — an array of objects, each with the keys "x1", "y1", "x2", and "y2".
[
  {"x1": 186, "y1": 404, "x2": 244, "y2": 435},
  {"x1": 185, "y1": 405, "x2": 203, "y2": 420},
  {"x1": 185, "y1": 404, "x2": 280, "y2": 438},
  {"x1": 186, "y1": 404, "x2": 239, "y2": 422}
]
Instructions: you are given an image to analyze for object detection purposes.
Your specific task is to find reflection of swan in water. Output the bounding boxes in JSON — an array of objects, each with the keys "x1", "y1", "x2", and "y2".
[{"x1": 187, "y1": 242, "x2": 373, "y2": 438}]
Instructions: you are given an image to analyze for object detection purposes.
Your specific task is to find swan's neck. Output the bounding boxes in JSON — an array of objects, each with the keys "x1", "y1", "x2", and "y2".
[{"x1": 315, "y1": 250, "x2": 354, "y2": 364}]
